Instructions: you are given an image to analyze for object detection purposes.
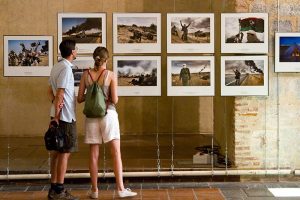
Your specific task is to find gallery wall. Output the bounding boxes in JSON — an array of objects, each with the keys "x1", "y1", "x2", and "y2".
[{"x1": 0, "y1": 0, "x2": 217, "y2": 138}]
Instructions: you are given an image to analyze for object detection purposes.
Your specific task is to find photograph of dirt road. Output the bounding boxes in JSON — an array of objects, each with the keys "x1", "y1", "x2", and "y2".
[
  {"x1": 171, "y1": 60, "x2": 211, "y2": 86},
  {"x1": 225, "y1": 60, "x2": 264, "y2": 86},
  {"x1": 117, "y1": 59, "x2": 158, "y2": 86},
  {"x1": 170, "y1": 17, "x2": 210, "y2": 44},
  {"x1": 117, "y1": 17, "x2": 157, "y2": 43},
  {"x1": 62, "y1": 17, "x2": 102, "y2": 43}
]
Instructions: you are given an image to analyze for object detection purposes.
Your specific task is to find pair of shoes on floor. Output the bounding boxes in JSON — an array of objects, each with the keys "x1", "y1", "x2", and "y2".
[
  {"x1": 118, "y1": 188, "x2": 137, "y2": 198},
  {"x1": 51, "y1": 189, "x2": 79, "y2": 200},
  {"x1": 87, "y1": 189, "x2": 98, "y2": 199}
]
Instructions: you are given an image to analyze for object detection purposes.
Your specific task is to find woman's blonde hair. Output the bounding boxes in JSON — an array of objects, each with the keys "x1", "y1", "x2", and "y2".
[{"x1": 93, "y1": 46, "x2": 109, "y2": 70}]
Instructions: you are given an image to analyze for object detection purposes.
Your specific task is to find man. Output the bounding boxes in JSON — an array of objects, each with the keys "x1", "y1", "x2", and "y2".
[
  {"x1": 233, "y1": 68, "x2": 241, "y2": 85},
  {"x1": 179, "y1": 63, "x2": 191, "y2": 86},
  {"x1": 47, "y1": 39, "x2": 79, "y2": 200},
  {"x1": 180, "y1": 20, "x2": 191, "y2": 42}
]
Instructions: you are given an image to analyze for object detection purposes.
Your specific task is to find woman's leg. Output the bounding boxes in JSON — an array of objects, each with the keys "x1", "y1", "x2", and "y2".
[
  {"x1": 89, "y1": 144, "x2": 100, "y2": 192},
  {"x1": 109, "y1": 139, "x2": 124, "y2": 191}
]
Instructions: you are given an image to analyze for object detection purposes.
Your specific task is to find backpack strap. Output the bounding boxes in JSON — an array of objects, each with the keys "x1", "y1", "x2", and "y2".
[{"x1": 87, "y1": 69, "x2": 106, "y2": 83}]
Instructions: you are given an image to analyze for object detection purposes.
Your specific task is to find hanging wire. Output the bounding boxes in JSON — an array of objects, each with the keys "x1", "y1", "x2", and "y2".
[
  {"x1": 171, "y1": 97, "x2": 175, "y2": 176},
  {"x1": 276, "y1": 0, "x2": 280, "y2": 182},
  {"x1": 156, "y1": 97, "x2": 161, "y2": 177}
]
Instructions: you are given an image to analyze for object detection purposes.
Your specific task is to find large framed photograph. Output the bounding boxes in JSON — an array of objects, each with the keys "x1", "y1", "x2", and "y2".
[
  {"x1": 58, "y1": 13, "x2": 106, "y2": 54},
  {"x1": 113, "y1": 56, "x2": 161, "y2": 96},
  {"x1": 167, "y1": 13, "x2": 214, "y2": 53},
  {"x1": 4, "y1": 35, "x2": 53, "y2": 76},
  {"x1": 221, "y1": 13, "x2": 268, "y2": 54},
  {"x1": 113, "y1": 13, "x2": 161, "y2": 53},
  {"x1": 221, "y1": 56, "x2": 268, "y2": 96},
  {"x1": 275, "y1": 32, "x2": 300, "y2": 72},
  {"x1": 167, "y1": 56, "x2": 214, "y2": 96}
]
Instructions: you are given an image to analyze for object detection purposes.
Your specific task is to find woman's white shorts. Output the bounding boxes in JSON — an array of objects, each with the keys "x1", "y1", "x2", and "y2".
[{"x1": 84, "y1": 109, "x2": 120, "y2": 144}]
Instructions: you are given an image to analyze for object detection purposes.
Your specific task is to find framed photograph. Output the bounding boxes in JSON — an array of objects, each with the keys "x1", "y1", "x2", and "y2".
[
  {"x1": 70, "y1": 57, "x2": 94, "y2": 96},
  {"x1": 221, "y1": 56, "x2": 268, "y2": 96},
  {"x1": 167, "y1": 13, "x2": 214, "y2": 53},
  {"x1": 167, "y1": 56, "x2": 214, "y2": 96},
  {"x1": 113, "y1": 13, "x2": 161, "y2": 53},
  {"x1": 275, "y1": 32, "x2": 300, "y2": 72},
  {"x1": 58, "y1": 13, "x2": 106, "y2": 54},
  {"x1": 4, "y1": 35, "x2": 53, "y2": 76},
  {"x1": 221, "y1": 13, "x2": 268, "y2": 54},
  {"x1": 113, "y1": 56, "x2": 161, "y2": 96}
]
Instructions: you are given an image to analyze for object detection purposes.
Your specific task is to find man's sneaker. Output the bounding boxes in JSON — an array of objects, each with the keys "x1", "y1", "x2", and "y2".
[
  {"x1": 87, "y1": 189, "x2": 98, "y2": 199},
  {"x1": 52, "y1": 189, "x2": 79, "y2": 200},
  {"x1": 118, "y1": 188, "x2": 137, "y2": 198},
  {"x1": 48, "y1": 188, "x2": 55, "y2": 199}
]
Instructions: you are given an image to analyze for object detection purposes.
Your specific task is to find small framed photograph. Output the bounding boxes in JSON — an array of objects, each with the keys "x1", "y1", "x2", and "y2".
[
  {"x1": 221, "y1": 56, "x2": 268, "y2": 96},
  {"x1": 71, "y1": 57, "x2": 94, "y2": 96},
  {"x1": 167, "y1": 56, "x2": 214, "y2": 96},
  {"x1": 167, "y1": 13, "x2": 214, "y2": 53},
  {"x1": 4, "y1": 35, "x2": 53, "y2": 76},
  {"x1": 58, "y1": 13, "x2": 106, "y2": 54},
  {"x1": 113, "y1": 13, "x2": 161, "y2": 53},
  {"x1": 113, "y1": 56, "x2": 161, "y2": 96},
  {"x1": 221, "y1": 13, "x2": 268, "y2": 54},
  {"x1": 275, "y1": 32, "x2": 300, "y2": 72}
]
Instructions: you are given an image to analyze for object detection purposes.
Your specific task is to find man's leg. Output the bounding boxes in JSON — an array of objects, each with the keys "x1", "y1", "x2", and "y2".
[{"x1": 56, "y1": 152, "x2": 70, "y2": 185}]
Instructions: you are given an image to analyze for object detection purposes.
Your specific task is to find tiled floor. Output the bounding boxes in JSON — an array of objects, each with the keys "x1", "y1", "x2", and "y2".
[{"x1": 1, "y1": 181, "x2": 300, "y2": 199}]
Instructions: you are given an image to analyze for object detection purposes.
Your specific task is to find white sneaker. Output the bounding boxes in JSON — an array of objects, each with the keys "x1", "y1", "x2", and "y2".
[
  {"x1": 88, "y1": 189, "x2": 98, "y2": 199},
  {"x1": 118, "y1": 188, "x2": 137, "y2": 198}
]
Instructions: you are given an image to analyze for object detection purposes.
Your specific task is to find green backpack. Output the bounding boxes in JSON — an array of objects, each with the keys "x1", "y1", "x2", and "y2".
[{"x1": 83, "y1": 69, "x2": 107, "y2": 118}]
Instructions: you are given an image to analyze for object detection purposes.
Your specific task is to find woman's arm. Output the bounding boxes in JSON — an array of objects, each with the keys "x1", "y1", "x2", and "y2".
[
  {"x1": 77, "y1": 71, "x2": 87, "y2": 103},
  {"x1": 110, "y1": 71, "x2": 118, "y2": 104}
]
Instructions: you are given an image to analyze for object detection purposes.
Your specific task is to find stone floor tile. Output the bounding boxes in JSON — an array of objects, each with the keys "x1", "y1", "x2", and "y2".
[
  {"x1": 220, "y1": 188, "x2": 247, "y2": 198},
  {"x1": 243, "y1": 188, "x2": 274, "y2": 197}
]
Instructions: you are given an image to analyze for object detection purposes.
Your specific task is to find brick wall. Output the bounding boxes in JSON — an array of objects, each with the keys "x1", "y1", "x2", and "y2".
[{"x1": 234, "y1": 0, "x2": 300, "y2": 170}]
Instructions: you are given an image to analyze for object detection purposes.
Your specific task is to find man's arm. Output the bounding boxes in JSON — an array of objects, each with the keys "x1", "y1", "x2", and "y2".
[
  {"x1": 53, "y1": 88, "x2": 65, "y2": 123},
  {"x1": 47, "y1": 86, "x2": 54, "y2": 103}
]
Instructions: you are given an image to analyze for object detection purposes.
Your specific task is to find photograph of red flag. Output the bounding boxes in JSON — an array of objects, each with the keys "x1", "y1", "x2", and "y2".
[{"x1": 221, "y1": 13, "x2": 268, "y2": 54}]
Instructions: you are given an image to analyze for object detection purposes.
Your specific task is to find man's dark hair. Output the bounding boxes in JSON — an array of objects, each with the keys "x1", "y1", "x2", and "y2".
[{"x1": 59, "y1": 39, "x2": 76, "y2": 58}]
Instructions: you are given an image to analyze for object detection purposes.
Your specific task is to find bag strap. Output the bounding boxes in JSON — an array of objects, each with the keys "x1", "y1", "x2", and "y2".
[{"x1": 87, "y1": 69, "x2": 106, "y2": 83}]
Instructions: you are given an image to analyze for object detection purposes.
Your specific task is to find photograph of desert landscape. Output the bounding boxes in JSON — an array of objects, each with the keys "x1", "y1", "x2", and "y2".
[
  {"x1": 116, "y1": 59, "x2": 158, "y2": 86},
  {"x1": 170, "y1": 17, "x2": 210, "y2": 44},
  {"x1": 171, "y1": 60, "x2": 211, "y2": 86},
  {"x1": 117, "y1": 17, "x2": 157, "y2": 43},
  {"x1": 62, "y1": 17, "x2": 102, "y2": 43},
  {"x1": 8, "y1": 40, "x2": 49, "y2": 67},
  {"x1": 225, "y1": 60, "x2": 264, "y2": 86}
]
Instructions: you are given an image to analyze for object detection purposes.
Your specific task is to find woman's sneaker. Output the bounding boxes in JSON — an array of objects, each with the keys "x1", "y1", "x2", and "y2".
[
  {"x1": 118, "y1": 188, "x2": 137, "y2": 198},
  {"x1": 87, "y1": 189, "x2": 98, "y2": 199}
]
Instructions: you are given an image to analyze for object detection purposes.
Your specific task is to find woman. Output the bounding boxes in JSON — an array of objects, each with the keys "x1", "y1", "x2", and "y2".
[{"x1": 77, "y1": 47, "x2": 137, "y2": 199}]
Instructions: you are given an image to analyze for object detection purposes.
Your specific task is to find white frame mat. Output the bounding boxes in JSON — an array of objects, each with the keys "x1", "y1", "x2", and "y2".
[
  {"x1": 113, "y1": 56, "x2": 161, "y2": 96},
  {"x1": 221, "y1": 56, "x2": 268, "y2": 96},
  {"x1": 167, "y1": 56, "x2": 215, "y2": 96},
  {"x1": 4, "y1": 35, "x2": 53, "y2": 76}
]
